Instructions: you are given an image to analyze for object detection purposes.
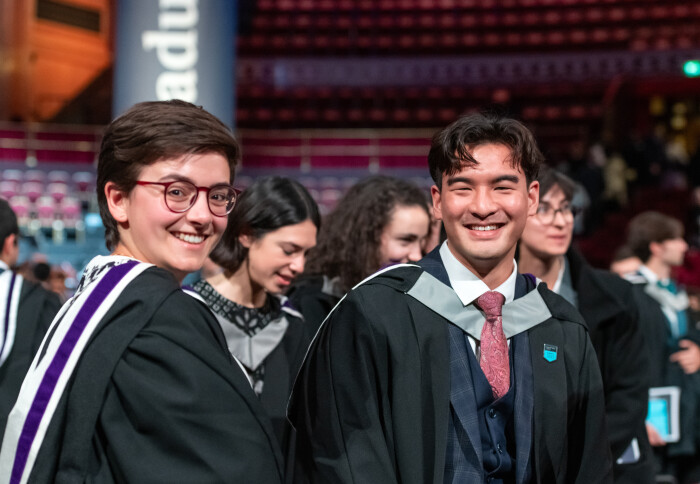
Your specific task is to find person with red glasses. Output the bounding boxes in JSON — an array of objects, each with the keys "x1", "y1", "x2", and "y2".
[{"x1": 0, "y1": 100, "x2": 283, "y2": 483}]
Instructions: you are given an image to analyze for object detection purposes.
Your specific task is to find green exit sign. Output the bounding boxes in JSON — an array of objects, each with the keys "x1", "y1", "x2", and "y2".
[{"x1": 683, "y1": 60, "x2": 700, "y2": 77}]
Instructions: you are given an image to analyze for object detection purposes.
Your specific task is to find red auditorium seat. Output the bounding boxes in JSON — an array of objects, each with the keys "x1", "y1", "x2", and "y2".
[
  {"x1": 291, "y1": 35, "x2": 310, "y2": 49},
  {"x1": 24, "y1": 170, "x2": 45, "y2": 183},
  {"x1": 392, "y1": 109, "x2": 412, "y2": 123},
  {"x1": 1, "y1": 169, "x2": 23, "y2": 183},
  {"x1": 22, "y1": 181, "x2": 43, "y2": 203},
  {"x1": 36, "y1": 196, "x2": 56, "y2": 228},
  {"x1": 60, "y1": 197, "x2": 82, "y2": 229},
  {"x1": 8, "y1": 196, "x2": 30, "y2": 227},
  {"x1": 347, "y1": 109, "x2": 365, "y2": 123},
  {"x1": 0, "y1": 181, "x2": 19, "y2": 200},
  {"x1": 236, "y1": 108, "x2": 251, "y2": 123},
  {"x1": 48, "y1": 170, "x2": 69, "y2": 184},
  {"x1": 47, "y1": 182, "x2": 68, "y2": 203}
]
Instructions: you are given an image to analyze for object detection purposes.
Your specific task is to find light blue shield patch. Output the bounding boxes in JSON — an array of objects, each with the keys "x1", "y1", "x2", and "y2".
[{"x1": 543, "y1": 344, "x2": 558, "y2": 363}]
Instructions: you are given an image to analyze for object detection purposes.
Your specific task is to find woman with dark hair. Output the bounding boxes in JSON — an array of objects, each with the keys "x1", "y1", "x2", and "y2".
[
  {"x1": 192, "y1": 175, "x2": 319, "y2": 457},
  {"x1": 287, "y1": 175, "x2": 430, "y2": 332}
]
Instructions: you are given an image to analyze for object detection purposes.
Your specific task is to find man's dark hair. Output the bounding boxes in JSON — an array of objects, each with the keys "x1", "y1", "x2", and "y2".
[
  {"x1": 210, "y1": 176, "x2": 320, "y2": 273},
  {"x1": 626, "y1": 211, "x2": 684, "y2": 263},
  {"x1": 428, "y1": 112, "x2": 544, "y2": 189},
  {"x1": 304, "y1": 175, "x2": 430, "y2": 293},
  {"x1": 97, "y1": 100, "x2": 240, "y2": 250},
  {"x1": 0, "y1": 198, "x2": 19, "y2": 250},
  {"x1": 611, "y1": 244, "x2": 637, "y2": 263},
  {"x1": 537, "y1": 165, "x2": 577, "y2": 202}
]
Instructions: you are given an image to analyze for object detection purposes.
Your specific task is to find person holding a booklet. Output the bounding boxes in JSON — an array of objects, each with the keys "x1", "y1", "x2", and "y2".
[
  {"x1": 625, "y1": 211, "x2": 700, "y2": 484},
  {"x1": 0, "y1": 100, "x2": 284, "y2": 483}
]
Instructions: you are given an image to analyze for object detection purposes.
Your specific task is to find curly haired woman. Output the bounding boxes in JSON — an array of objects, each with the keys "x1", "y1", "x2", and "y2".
[{"x1": 287, "y1": 175, "x2": 430, "y2": 333}]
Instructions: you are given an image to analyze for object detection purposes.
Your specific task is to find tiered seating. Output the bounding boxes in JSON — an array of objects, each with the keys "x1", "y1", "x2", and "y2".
[
  {"x1": 238, "y1": 131, "x2": 432, "y2": 171},
  {"x1": 236, "y1": 83, "x2": 606, "y2": 151},
  {"x1": 0, "y1": 123, "x2": 101, "y2": 164},
  {"x1": 0, "y1": 166, "x2": 94, "y2": 233},
  {"x1": 239, "y1": 1, "x2": 700, "y2": 56},
  {"x1": 235, "y1": 170, "x2": 433, "y2": 215}
]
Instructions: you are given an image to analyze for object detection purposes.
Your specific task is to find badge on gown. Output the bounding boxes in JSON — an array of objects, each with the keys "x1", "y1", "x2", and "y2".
[{"x1": 543, "y1": 344, "x2": 558, "y2": 362}]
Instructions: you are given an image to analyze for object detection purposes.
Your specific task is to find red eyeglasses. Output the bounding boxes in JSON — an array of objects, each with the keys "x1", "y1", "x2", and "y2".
[{"x1": 135, "y1": 180, "x2": 237, "y2": 217}]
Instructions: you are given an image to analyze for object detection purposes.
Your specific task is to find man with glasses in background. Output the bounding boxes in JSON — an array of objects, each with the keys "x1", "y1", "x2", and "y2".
[{"x1": 518, "y1": 166, "x2": 654, "y2": 483}]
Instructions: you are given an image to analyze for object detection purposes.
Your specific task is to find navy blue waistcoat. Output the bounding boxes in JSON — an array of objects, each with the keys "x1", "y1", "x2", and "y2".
[
  {"x1": 467, "y1": 333, "x2": 517, "y2": 483},
  {"x1": 417, "y1": 250, "x2": 535, "y2": 484}
]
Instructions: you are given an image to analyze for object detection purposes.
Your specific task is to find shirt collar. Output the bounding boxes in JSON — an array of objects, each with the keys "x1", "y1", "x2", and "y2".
[
  {"x1": 638, "y1": 264, "x2": 662, "y2": 284},
  {"x1": 439, "y1": 240, "x2": 518, "y2": 306},
  {"x1": 0, "y1": 260, "x2": 10, "y2": 271}
]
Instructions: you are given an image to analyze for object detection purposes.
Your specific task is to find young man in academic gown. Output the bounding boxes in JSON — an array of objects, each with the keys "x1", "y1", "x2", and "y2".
[
  {"x1": 624, "y1": 211, "x2": 700, "y2": 484},
  {"x1": 0, "y1": 199, "x2": 61, "y2": 432},
  {"x1": 518, "y1": 167, "x2": 654, "y2": 483},
  {"x1": 0, "y1": 101, "x2": 283, "y2": 483},
  {"x1": 289, "y1": 113, "x2": 612, "y2": 484}
]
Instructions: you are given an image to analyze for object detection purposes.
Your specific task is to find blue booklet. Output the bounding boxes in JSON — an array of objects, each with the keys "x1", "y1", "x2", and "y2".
[{"x1": 647, "y1": 386, "x2": 681, "y2": 443}]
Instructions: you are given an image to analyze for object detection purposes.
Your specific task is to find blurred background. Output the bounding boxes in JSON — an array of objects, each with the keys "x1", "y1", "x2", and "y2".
[{"x1": 1, "y1": 0, "x2": 700, "y2": 297}]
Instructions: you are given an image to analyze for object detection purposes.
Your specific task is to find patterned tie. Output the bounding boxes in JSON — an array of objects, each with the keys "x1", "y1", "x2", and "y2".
[{"x1": 477, "y1": 291, "x2": 509, "y2": 399}]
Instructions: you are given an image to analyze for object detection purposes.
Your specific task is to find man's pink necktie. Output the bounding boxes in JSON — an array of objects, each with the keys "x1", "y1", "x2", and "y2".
[{"x1": 477, "y1": 291, "x2": 509, "y2": 399}]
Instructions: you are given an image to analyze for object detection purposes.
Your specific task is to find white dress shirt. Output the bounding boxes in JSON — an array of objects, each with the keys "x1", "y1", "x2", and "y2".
[
  {"x1": 439, "y1": 241, "x2": 518, "y2": 356},
  {"x1": 638, "y1": 264, "x2": 684, "y2": 337}
]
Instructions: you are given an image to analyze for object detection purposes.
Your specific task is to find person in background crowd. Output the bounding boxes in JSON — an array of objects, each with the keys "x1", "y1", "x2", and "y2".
[
  {"x1": 289, "y1": 113, "x2": 612, "y2": 483},
  {"x1": 625, "y1": 211, "x2": 700, "y2": 484},
  {"x1": 286, "y1": 175, "x2": 430, "y2": 332},
  {"x1": 0, "y1": 199, "x2": 61, "y2": 434},
  {"x1": 192, "y1": 175, "x2": 319, "y2": 480},
  {"x1": 518, "y1": 166, "x2": 653, "y2": 483},
  {"x1": 0, "y1": 100, "x2": 284, "y2": 483}
]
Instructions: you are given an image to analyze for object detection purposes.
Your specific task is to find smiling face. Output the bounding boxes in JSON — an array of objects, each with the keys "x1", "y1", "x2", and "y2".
[
  {"x1": 242, "y1": 219, "x2": 318, "y2": 295},
  {"x1": 431, "y1": 143, "x2": 539, "y2": 283},
  {"x1": 520, "y1": 184, "x2": 574, "y2": 260},
  {"x1": 106, "y1": 152, "x2": 231, "y2": 282},
  {"x1": 378, "y1": 204, "x2": 431, "y2": 267}
]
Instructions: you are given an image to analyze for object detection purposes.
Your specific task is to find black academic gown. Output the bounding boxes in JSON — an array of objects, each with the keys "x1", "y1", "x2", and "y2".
[
  {"x1": 627, "y1": 273, "x2": 700, "y2": 464},
  {"x1": 286, "y1": 274, "x2": 342, "y2": 336},
  {"x1": 566, "y1": 249, "x2": 654, "y2": 483},
  {"x1": 289, "y1": 249, "x2": 612, "y2": 484},
  {"x1": 24, "y1": 267, "x2": 283, "y2": 483},
  {"x1": 0, "y1": 279, "x2": 61, "y2": 432}
]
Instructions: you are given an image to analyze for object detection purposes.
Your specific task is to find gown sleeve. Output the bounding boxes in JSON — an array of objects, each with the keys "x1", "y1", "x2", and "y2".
[
  {"x1": 91, "y1": 292, "x2": 283, "y2": 483},
  {"x1": 289, "y1": 290, "x2": 399, "y2": 484},
  {"x1": 568, "y1": 325, "x2": 614, "y2": 484}
]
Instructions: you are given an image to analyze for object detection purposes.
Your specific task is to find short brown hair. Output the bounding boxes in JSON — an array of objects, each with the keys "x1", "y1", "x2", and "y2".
[
  {"x1": 626, "y1": 211, "x2": 684, "y2": 263},
  {"x1": 428, "y1": 112, "x2": 544, "y2": 189},
  {"x1": 537, "y1": 165, "x2": 576, "y2": 201},
  {"x1": 97, "y1": 100, "x2": 240, "y2": 250}
]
